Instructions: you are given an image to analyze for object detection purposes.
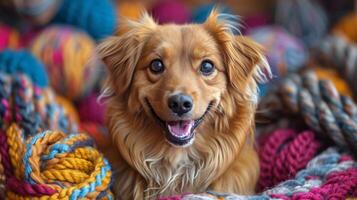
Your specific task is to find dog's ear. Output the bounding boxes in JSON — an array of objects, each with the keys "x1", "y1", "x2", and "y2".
[
  {"x1": 203, "y1": 10, "x2": 271, "y2": 92},
  {"x1": 97, "y1": 13, "x2": 157, "y2": 96}
]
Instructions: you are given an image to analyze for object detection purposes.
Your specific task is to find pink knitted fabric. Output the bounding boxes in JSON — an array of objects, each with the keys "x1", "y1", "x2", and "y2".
[{"x1": 258, "y1": 129, "x2": 321, "y2": 191}]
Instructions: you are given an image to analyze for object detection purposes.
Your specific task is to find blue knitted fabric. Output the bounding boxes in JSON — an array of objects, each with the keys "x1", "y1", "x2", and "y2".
[
  {"x1": 0, "y1": 49, "x2": 49, "y2": 88},
  {"x1": 52, "y1": 0, "x2": 117, "y2": 40}
]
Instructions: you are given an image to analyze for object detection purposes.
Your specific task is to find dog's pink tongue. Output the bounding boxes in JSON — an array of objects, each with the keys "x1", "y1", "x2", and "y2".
[{"x1": 167, "y1": 120, "x2": 194, "y2": 138}]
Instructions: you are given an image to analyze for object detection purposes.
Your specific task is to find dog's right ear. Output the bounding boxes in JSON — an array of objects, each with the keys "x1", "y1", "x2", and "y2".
[{"x1": 97, "y1": 13, "x2": 157, "y2": 96}]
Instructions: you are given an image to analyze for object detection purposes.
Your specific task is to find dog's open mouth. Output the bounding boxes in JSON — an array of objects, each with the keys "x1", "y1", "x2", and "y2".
[{"x1": 146, "y1": 99, "x2": 212, "y2": 147}]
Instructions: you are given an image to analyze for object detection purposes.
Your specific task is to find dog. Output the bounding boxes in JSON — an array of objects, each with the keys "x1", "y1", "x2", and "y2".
[{"x1": 97, "y1": 10, "x2": 271, "y2": 200}]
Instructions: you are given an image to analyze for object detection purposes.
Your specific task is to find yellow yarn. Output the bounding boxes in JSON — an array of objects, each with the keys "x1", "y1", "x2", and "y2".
[
  {"x1": 5, "y1": 123, "x2": 112, "y2": 199},
  {"x1": 333, "y1": 13, "x2": 357, "y2": 43},
  {"x1": 313, "y1": 67, "x2": 353, "y2": 97}
]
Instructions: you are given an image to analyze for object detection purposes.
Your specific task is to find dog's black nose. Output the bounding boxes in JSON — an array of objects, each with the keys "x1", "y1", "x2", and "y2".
[{"x1": 168, "y1": 94, "x2": 193, "y2": 115}]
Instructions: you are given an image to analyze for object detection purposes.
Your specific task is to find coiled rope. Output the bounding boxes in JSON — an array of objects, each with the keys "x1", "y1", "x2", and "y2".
[
  {"x1": 314, "y1": 35, "x2": 357, "y2": 95},
  {"x1": 258, "y1": 70, "x2": 357, "y2": 156},
  {"x1": 0, "y1": 73, "x2": 113, "y2": 199}
]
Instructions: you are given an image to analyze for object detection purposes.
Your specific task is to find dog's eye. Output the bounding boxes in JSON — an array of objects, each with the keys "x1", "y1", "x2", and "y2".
[
  {"x1": 200, "y1": 60, "x2": 215, "y2": 76},
  {"x1": 150, "y1": 59, "x2": 165, "y2": 74}
]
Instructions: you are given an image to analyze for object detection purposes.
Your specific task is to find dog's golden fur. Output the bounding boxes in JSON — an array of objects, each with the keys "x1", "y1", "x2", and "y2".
[{"x1": 97, "y1": 10, "x2": 271, "y2": 200}]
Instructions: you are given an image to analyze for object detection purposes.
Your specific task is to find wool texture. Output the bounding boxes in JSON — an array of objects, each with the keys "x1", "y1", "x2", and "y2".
[
  {"x1": 0, "y1": 73, "x2": 113, "y2": 199},
  {"x1": 314, "y1": 35, "x2": 357, "y2": 96},
  {"x1": 31, "y1": 25, "x2": 100, "y2": 100},
  {"x1": 258, "y1": 70, "x2": 357, "y2": 157}
]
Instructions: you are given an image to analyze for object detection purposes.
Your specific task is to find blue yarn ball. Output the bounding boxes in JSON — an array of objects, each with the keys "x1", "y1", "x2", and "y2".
[
  {"x1": 191, "y1": 3, "x2": 232, "y2": 23},
  {"x1": 52, "y1": 0, "x2": 117, "y2": 40},
  {"x1": 0, "y1": 49, "x2": 49, "y2": 88}
]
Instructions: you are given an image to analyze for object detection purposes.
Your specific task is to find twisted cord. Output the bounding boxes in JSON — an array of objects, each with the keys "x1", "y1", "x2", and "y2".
[
  {"x1": 258, "y1": 71, "x2": 357, "y2": 156},
  {"x1": 0, "y1": 73, "x2": 112, "y2": 199},
  {"x1": 5, "y1": 123, "x2": 113, "y2": 199},
  {"x1": 314, "y1": 35, "x2": 357, "y2": 95}
]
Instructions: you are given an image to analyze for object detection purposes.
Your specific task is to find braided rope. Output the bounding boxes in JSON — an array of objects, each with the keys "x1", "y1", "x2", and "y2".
[
  {"x1": 258, "y1": 71, "x2": 357, "y2": 156},
  {"x1": 164, "y1": 147, "x2": 357, "y2": 200},
  {"x1": 0, "y1": 73, "x2": 112, "y2": 199},
  {"x1": 314, "y1": 35, "x2": 357, "y2": 95},
  {"x1": 3, "y1": 123, "x2": 113, "y2": 199}
]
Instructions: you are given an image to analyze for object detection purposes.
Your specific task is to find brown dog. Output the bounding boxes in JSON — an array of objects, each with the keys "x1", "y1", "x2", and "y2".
[{"x1": 97, "y1": 10, "x2": 271, "y2": 200}]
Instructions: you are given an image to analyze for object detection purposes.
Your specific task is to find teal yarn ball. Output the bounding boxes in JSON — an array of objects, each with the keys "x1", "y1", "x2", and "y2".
[
  {"x1": 52, "y1": 0, "x2": 117, "y2": 40},
  {"x1": 0, "y1": 49, "x2": 48, "y2": 88}
]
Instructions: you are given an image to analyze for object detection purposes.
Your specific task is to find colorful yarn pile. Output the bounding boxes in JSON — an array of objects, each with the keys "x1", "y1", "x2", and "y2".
[
  {"x1": 314, "y1": 35, "x2": 357, "y2": 95},
  {"x1": 259, "y1": 71, "x2": 357, "y2": 156},
  {"x1": 0, "y1": 25, "x2": 20, "y2": 51},
  {"x1": 0, "y1": 73, "x2": 113, "y2": 199},
  {"x1": 160, "y1": 147, "x2": 357, "y2": 200},
  {"x1": 275, "y1": 0, "x2": 328, "y2": 47},
  {"x1": 0, "y1": 49, "x2": 48, "y2": 88},
  {"x1": 31, "y1": 26, "x2": 100, "y2": 100},
  {"x1": 52, "y1": 0, "x2": 116, "y2": 40}
]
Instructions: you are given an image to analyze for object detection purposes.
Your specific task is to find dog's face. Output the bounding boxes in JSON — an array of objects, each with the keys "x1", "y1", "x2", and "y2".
[{"x1": 98, "y1": 11, "x2": 270, "y2": 147}]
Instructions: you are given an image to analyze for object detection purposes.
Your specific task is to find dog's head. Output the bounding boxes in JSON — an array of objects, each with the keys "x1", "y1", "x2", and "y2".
[{"x1": 98, "y1": 10, "x2": 270, "y2": 147}]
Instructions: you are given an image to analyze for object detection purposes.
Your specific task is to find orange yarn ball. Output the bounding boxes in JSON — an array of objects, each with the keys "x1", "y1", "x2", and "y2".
[
  {"x1": 313, "y1": 67, "x2": 353, "y2": 98},
  {"x1": 333, "y1": 13, "x2": 357, "y2": 43}
]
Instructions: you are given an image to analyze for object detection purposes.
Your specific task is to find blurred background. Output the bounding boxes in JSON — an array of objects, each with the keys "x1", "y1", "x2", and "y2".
[{"x1": 0, "y1": 0, "x2": 356, "y2": 144}]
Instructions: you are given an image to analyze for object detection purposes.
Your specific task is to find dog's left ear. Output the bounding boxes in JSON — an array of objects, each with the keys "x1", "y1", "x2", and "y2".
[{"x1": 204, "y1": 10, "x2": 271, "y2": 92}]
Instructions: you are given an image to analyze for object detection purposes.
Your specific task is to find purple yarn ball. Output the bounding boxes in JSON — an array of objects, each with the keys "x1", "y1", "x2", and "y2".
[{"x1": 151, "y1": 0, "x2": 190, "y2": 24}]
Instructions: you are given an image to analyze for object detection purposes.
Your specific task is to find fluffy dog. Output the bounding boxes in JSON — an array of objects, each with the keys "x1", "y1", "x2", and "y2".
[{"x1": 97, "y1": 10, "x2": 271, "y2": 200}]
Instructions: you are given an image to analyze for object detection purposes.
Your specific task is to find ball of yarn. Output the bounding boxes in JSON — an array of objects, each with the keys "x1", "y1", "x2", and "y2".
[
  {"x1": 191, "y1": 3, "x2": 232, "y2": 23},
  {"x1": 313, "y1": 67, "x2": 353, "y2": 98},
  {"x1": 0, "y1": 25, "x2": 20, "y2": 51},
  {"x1": 78, "y1": 93, "x2": 105, "y2": 124},
  {"x1": 31, "y1": 26, "x2": 100, "y2": 100},
  {"x1": 249, "y1": 26, "x2": 307, "y2": 77},
  {"x1": 13, "y1": 0, "x2": 61, "y2": 25},
  {"x1": 52, "y1": 0, "x2": 116, "y2": 40},
  {"x1": 275, "y1": 0, "x2": 328, "y2": 47},
  {"x1": 2, "y1": 123, "x2": 113, "y2": 199},
  {"x1": 55, "y1": 94, "x2": 80, "y2": 124},
  {"x1": 0, "y1": 49, "x2": 48, "y2": 88},
  {"x1": 117, "y1": 1, "x2": 144, "y2": 20},
  {"x1": 151, "y1": 0, "x2": 190, "y2": 24},
  {"x1": 333, "y1": 13, "x2": 357, "y2": 43}
]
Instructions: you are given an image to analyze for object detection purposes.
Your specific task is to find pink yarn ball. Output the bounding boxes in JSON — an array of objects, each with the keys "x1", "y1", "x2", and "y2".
[
  {"x1": 151, "y1": 0, "x2": 190, "y2": 24},
  {"x1": 78, "y1": 93, "x2": 105, "y2": 124}
]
